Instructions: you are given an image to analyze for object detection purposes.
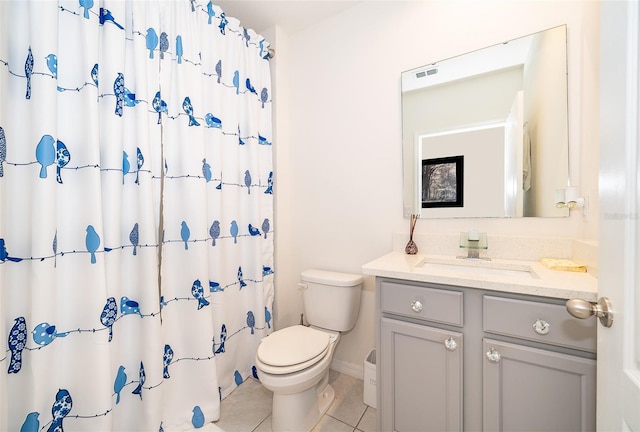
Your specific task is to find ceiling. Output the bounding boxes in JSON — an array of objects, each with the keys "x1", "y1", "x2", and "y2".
[{"x1": 214, "y1": 1, "x2": 362, "y2": 35}]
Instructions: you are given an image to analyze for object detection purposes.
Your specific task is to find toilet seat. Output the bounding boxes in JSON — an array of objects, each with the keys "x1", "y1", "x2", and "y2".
[{"x1": 256, "y1": 325, "x2": 332, "y2": 375}]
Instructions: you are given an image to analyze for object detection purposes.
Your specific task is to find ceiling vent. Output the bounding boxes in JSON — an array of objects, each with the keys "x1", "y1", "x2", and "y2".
[{"x1": 415, "y1": 68, "x2": 438, "y2": 79}]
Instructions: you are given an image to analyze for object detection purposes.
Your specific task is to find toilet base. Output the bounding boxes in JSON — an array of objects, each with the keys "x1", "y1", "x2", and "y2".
[{"x1": 271, "y1": 378, "x2": 335, "y2": 432}]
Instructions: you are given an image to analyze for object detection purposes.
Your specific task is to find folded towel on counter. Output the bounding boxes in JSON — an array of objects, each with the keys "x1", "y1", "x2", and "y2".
[{"x1": 540, "y1": 258, "x2": 587, "y2": 272}]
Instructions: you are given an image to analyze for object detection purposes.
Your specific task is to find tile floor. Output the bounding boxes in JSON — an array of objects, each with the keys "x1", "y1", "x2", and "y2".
[{"x1": 213, "y1": 370, "x2": 376, "y2": 432}]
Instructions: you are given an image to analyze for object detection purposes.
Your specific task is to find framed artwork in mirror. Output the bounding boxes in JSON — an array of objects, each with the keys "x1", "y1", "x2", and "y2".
[{"x1": 421, "y1": 155, "x2": 463, "y2": 208}]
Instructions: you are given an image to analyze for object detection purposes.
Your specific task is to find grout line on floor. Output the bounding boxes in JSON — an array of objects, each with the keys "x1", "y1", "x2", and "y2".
[
  {"x1": 353, "y1": 407, "x2": 367, "y2": 430},
  {"x1": 325, "y1": 414, "x2": 356, "y2": 431}
]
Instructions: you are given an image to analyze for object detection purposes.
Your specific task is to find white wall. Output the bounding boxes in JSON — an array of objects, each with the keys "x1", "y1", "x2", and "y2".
[
  {"x1": 523, "y1": 26, "x2": 570, "y2": 217},
  {"x1": 421, "y1": 127, "x2": 506, "y2": 218},
  {"x1": 270, "y1": 0, "x2": 600, "y2": 374}
]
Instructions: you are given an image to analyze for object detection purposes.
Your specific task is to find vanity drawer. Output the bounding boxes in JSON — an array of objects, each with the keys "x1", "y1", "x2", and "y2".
[
  {"x1": 483, "y1": 296, "x2": 596, "y2": 352},
  {"x1": 380, "y1": 281, "x2": 463, "y2": 326}
]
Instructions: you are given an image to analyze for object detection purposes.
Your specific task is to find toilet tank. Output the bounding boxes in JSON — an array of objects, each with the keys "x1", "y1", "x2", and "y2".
[{"x1": 300, "y1": 269, "x2": 363, "y2": 332}]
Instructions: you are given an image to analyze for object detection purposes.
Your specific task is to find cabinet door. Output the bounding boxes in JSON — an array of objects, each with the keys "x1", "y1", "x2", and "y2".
[
  {"x1": 380, "y1": 317, "x2": 463, "y2": 432},
  {"x1": 483, "y1": 338, "x2": 596, "y2": 432}
]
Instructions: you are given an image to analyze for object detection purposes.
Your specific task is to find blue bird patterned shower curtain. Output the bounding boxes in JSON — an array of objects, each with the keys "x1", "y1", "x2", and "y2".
[{"x1": 0, "y1": 1, "x2": 274, "y2": 430}]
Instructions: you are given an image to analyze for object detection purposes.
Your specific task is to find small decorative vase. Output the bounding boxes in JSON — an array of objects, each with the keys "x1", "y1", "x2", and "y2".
[
  {"x1": 405, "y1": 214, "x2": 419, "y2": 255},
  {"x1": 405, "y1": 239, "x2": 418, "y2": 255}
]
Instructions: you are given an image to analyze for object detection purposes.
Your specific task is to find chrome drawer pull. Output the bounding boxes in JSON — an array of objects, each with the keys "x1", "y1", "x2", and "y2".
[
  {"x1": 444, "y1": 337, "x2": 458, "y2": 351},
  {"x1": 532, "y1": 319, "x2": 550, "y2": 335},
  {"x1": 410, "y1": 300, "x2": 423, "y2": 313},
  {"x1": 486, "y1": 348, "x2": 501, "y2": 363}
]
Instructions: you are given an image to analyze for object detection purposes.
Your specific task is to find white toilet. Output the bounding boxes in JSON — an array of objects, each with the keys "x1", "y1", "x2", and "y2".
[{"x1": 255, "y1": 269, "x2": 363, "y2": 432}]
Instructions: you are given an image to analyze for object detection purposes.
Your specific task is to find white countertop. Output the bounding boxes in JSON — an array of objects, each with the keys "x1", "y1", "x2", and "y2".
[{"x1": 362, "y1": 251, "x2": 598, "y2": 301}]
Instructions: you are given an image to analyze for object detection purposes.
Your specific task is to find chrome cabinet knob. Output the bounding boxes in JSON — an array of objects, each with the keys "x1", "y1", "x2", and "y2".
[
  {"x1": 566, "y1": 297, "x2": 613, "y2": 328},
  {"x1": 486, "y1": 347, "x2": 501, "y2": 363},
  {"x1": 444, "y1": 337, "x2": 457, "y2": 351},
  {"x1": 411, "y1": 300, "x2": 423, "y2": 313},
  {"x1": 532, "y1": 319, "x2": 550, "y2": 335}
]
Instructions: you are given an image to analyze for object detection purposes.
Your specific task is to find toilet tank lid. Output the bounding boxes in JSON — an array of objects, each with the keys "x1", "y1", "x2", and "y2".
[{"x1": 301, "y1": 269, "x2": 363, "y2": 286}]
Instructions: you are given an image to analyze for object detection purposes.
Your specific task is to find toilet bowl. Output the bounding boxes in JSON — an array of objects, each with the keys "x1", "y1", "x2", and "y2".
[
  {"x1": 256, "y1": 325, "x2": 339, "y2": 431},
  {"x1": 254, "y1": 269, "x2": 363, "y2": 432}
]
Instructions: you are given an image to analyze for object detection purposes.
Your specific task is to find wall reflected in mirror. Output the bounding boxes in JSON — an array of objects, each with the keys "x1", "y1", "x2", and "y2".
[{"x1": 402, "y1": 25, "x2": 569, "y2": 218}]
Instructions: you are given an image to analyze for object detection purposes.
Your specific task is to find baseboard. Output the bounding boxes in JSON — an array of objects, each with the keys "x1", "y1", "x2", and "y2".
[{"x1": 330, "y1": 358, "x2": 363, "y2": 381}]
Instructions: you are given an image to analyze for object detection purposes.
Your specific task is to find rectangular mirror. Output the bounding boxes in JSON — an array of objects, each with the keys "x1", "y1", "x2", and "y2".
[{"x1": 402, "y1": 25, "x2": 569, "y2": 218}]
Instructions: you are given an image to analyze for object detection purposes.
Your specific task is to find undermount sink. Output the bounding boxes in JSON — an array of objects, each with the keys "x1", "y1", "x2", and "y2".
[{"x1": 415, "y1": 257, "x2": 538, "y2": 279}]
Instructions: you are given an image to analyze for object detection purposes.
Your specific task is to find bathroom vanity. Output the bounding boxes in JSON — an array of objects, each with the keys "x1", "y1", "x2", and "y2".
[{"x1": 363, "y1": 251, "x2": 598, "y2": 432}]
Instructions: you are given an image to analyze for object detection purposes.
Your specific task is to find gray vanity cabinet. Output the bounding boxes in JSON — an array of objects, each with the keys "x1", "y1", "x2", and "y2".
[
  {"x1": 482, "y1": 295, "x2": 596, "y2": 431},
  {"x1": 483, "y1": 338, "x2": 596, "y2": 431},
  {"x1": 380, "y1": 318, "x2": 463, "y2": 432},
  {"x1": 379, "y1": 280, "x2": 465, "y2": 432},
  {"x1": 376, "y1": 278, "x2": 597, "y2": 432}
]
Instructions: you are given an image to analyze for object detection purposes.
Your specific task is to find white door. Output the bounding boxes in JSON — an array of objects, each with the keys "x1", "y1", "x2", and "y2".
[
  {"x1": 598, "y1": 0, "x2": 640, "y2": 430},
  {"x1": 504, "y1": 91, "x2": 524, "y2": 218}
]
